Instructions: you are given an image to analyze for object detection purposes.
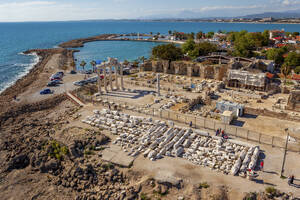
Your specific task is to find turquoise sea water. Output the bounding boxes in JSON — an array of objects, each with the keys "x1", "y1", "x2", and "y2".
[{"x1": 1, "y1": 20, "x2": 300, "y2": 92}]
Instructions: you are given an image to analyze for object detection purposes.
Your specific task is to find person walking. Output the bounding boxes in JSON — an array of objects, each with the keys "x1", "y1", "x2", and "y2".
[
  {"x1": 189, "y1": 121, "x2": 193, "y2": 128},
  {"x1": 216, "y1": 129, "x2": 220, "y2": 136},
  {"x1": 260, "y1": 160, "x2": 264, "y2": 171}
]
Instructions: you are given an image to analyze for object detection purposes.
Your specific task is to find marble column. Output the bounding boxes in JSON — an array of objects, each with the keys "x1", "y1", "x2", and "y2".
[
  {"x1": 120, "y1": 64, "x2": 124, "y2": 90},
  {"x1": 97, "y1": 66, "x2": 102, "y2": 94},
  {"x1": 157, "y1": 73, "x2": 160, "y2": 96},
  {"x1": 103, "y1": 64, "x2": 108, "y2": 93},
  {"x1": 109, "y1": 65, "x2": 113, "y2": 91},
  {"x1": 115, "y1": 64, "x2": 119, "y2": 90}
]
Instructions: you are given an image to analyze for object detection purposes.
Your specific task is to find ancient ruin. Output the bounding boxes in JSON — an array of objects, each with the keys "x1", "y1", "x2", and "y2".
[
  {"x1": 83, "y1": 109, "x2": 261, "y2": 177},
  {"x1": 96, "y1": 57, "x2": 125, "y2": 94}
]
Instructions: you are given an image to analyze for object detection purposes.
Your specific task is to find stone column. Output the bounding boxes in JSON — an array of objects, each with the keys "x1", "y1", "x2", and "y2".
[
  {"x1": 103, "y1": 64, "x2": 108, "y2": 93},
  {"x1": 120, "y1": 64, "x2": 124, "y2": 90},
  {"x1": 157, "y1": 73, "x2": 161, "y2": 96},
  {"x1": 115, "y1": 64, "x2": 119, "y2": 90},
  {"x1": 97, "y1": 66, "x2": 102, "y2": 94},
  {"x1": 109, "y1": 64, "x2": 113, "y2": 91}
]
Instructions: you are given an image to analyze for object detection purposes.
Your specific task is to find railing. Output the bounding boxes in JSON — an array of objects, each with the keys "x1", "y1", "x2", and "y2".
[{"x1": 75, "y1": 91, "x2": 300, "y2": 153}]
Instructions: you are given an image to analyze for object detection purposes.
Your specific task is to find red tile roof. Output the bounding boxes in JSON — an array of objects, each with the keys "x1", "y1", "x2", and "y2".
[{"x1": 292, "y1": 74, "x2": 300, "y2": 80}]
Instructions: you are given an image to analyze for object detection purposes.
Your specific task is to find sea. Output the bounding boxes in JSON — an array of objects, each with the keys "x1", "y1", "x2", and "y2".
[{"x1": 1, "y1": 20, "x2": 300, "y2": 93}]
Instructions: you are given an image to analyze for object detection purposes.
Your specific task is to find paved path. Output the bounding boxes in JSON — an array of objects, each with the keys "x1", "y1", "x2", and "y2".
[{"x1": 66, "y1": 92, "x2": 85, "y2": 107}]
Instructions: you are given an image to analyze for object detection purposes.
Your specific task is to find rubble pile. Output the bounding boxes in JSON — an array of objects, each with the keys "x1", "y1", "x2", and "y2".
[{"x1": 82, "y1": 109, "x2": 260, "y2": 177}]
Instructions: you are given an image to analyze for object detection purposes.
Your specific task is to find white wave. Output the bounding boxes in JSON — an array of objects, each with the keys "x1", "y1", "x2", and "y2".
[{"x1": 0, "y1": 52, "x2": 40, "y2": 94}]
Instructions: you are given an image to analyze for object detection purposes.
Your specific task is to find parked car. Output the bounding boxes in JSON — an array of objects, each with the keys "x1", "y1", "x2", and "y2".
[
  {"x1": 47, "y1": 81, "x2": 58, "y2": 87},
  {"x1": 56, "y1": 71, "x2": 64, "y2": 76},
  {"x1": 70, "y1": 70, "x2": 77, "y2": 74},
  {"x1": 47, "y1": 80, "x2": 62, "y2": 87},
  {"x1": 73, "y1": 81, "x2": 85, "y2": 86},
  {"x1": 50, "y1": 76, "x2": 62, "y2": 81},
  {"x1": 40, "y1": 88, "x2": 52, "y2": 95}
]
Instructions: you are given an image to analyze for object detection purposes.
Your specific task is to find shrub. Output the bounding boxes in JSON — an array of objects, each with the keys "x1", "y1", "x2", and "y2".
[
  {"x1": 47, "y1": 140, "x2": 69, "y2": 160},
  {"x1": 199, "y1": 182, "x2": 210, "y2": 189},
  {"x1": 140, "y1": 193, "x2": 151, "y2": 200},
  {"x1": 265, "y1": 187, "x2": 277, "y2": 196}
]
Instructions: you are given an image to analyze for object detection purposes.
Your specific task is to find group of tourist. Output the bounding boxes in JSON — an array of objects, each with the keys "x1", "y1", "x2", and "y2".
[{"x1": 215, "y1": 128, "x2": 228, "y2": 139}]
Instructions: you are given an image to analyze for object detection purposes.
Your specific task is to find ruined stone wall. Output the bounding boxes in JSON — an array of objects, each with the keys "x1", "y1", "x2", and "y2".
[
  {"x1": 171, "y1": 61, "x2": 188, "y2": 75},
  {"x1": 141, "y1": 61, "x2": 153, "y2": 71},
  {"x1": 143, "y1": 59, "x2": 229, "y2": 81},
  {"x1": 287, "y1": 90, "x2": 300, "y2": 112}
]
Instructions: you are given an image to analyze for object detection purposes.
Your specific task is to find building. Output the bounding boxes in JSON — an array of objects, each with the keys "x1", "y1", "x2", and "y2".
[
  {"x1": 221, "y1": 110, "x2": 235, "y2": 124},
  {"x1": 269, "y1": 30, "x2": 285, "y2": 40},
  {"x1": 227, "y1": 70, "x2": 267, "y2": 91},
  {"x1": 216, "y1": 101, "x2": 244, "y2": 117}
]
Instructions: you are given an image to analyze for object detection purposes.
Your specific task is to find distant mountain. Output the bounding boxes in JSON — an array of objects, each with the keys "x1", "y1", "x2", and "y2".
[
  {"x1": 139, "y1": 9, "x2": 300, "y2": 20},
  {"x1": 239, "y1": 10, "x2": 300, "y2": 19}
]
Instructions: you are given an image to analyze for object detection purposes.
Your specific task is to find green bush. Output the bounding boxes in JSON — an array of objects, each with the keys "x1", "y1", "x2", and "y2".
[
  {"x1": 265, "y1": 187, "x2": 277, "y2": 195},
  {"x1": 140, "y1": 193, "x2": 151, "y2": 200},
  {"x1": 295, "y1": 66, "x2": 300, "y2": 74},
  {"x1": 199, "y1": 182, "x2": 210, "y2": 189},
  {"x1": 47, "y1": 140, "x2": 69, "y2": 160}
]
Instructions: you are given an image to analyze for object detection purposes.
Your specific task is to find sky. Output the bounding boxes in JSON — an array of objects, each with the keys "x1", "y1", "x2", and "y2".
[{"x1": 0, "y1": 0, "x2": 299, "y2": 22}]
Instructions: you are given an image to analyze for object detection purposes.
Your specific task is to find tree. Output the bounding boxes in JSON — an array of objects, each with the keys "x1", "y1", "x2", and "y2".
[
  {"x1": 80, "y1": 60, "x2": 87, "y2": 71},
  {"x1": 292, "y1": 32, "x2": 299, "y2": 37},
  {"x1": 266, "y1": 47, "x2": 287, "y2": 65},
  {"x1": 281, "y1": 63, "x2": 291, "y2": 84},
  {"x1": 189, "y1": 32, "x2": 195, "y2": 40},
  {"x1": 284, "y1": 52, "x2": 300, "y2": 68},
  {"x1": 285, "y1": 32, "x2": 291, "y2": 37},
  {"x1": 196, "y1": 31, "x2": 203, "y2": 40},
  {"x1": 294, "y1": 66, "x2": 300, "y2": 74},
  {"x1": 168, "y1": 30, "x2": 172, "y2": 35},
  {"x1": 262, "y1": 30, "x2": 270, "y2": 46},
  {"x1": 233, "y1": 34, "x2": 254, "y2": 58},
  {"x1": 152, "y1": 44, "x2": 183, "y2": 61},
  {"x1": 138, "y1": 56, "x2": 146, "y2": 63},
  {"x1": 189, "y1": 42, "x2": 218, "y2": 58},
  {"x1": 70, "y1": 61, "x2": 76, "y2": 70},
  {"x1": 206, "y1": 31, "x2": 215, "y2": 39},
  {"x1": 182, "y1": 39, "x2": 196, "y2": 54},
  {"x1": 90, "y1": 60, "x2": 96, "y2": 73},
  {"x1": 123, "y1": 59, "x2": 129, "y2": 66}
]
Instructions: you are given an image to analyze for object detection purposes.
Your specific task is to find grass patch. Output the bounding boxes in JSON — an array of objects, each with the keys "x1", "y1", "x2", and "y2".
[
  {"x1": 265, "y1": 187, "x2": 277, "y2": 195},
  {"x1": 153, "y1": 190, "x2": 169, "y2": 197},
  {"x1": 280, "y1": 175, "x2": 287, "y2": 179},
  {"x1": 199, "y1": 182, "x2": 210, "y2": 189},
  {"x1": 140, "y1": 193, "x2": 151, "y2": 200}
]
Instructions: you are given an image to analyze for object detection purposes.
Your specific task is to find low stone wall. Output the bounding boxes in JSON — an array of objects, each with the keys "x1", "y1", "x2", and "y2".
[{"x1": 244, "y1": 107, "x2": 300, "y2": 122}]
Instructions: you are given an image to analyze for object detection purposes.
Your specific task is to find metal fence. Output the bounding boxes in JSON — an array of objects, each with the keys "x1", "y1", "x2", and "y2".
[{"x1": 75, "y1": 91, "x2": 300, "y2": 153}]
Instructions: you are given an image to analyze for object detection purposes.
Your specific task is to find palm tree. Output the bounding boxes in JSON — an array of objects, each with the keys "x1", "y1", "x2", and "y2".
[
  {"x1": 80, "y1": 60, "x2": 87, "y2": 71},
  {"x1": 70, "y1": 61, "x2": 76, "y2": 70},
  {"x1": 138, "y1": 56, "x2": 146, "y2": 64},
  {"x1": 168, "y1": 30, "x2": 172, "y2": 35},
  {"x1": 123, "y1": 59, "x2": 129, "y2": 66},
  {"x1": 90, "y1": 60, "x2": 96, "y2": 73},
  {"x1": 281, "y1": 63, "x2": 291, "y2": 85}
]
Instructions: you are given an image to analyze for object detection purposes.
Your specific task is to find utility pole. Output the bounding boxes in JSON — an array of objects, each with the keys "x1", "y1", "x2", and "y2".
[{"x1": 280, "y1": 128, "x2": 289, "y2": 177}]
